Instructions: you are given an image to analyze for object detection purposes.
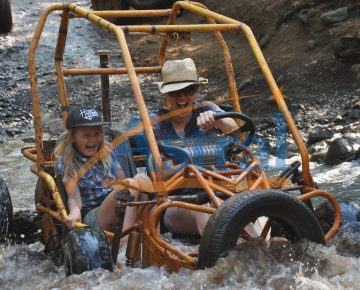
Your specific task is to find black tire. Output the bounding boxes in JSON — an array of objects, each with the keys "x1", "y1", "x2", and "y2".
[
  {"x1": 198, "y1": 189, "x2": 325, "y2": 269},
  {"x1": 91, "y1": 0, "x2": 129, "y2": 10},
  {"x1": 126, "y1": 0, "x2": 168, "y2": 9},
  {"x1": 0, "y1": 0, "x2": 13, "y2": 33},
  {"x1": 0, "y1": 177, "x2": 13, "y2": 244},
  {"x1": 91, "y1": 0, "x2": 129, "y2": 24},
  {"x1": 214, "y1": 112, "x2": 256, "y2": 148},
  {"x1": 64, "y1": 227, "x2": 113, "y2": 276}
]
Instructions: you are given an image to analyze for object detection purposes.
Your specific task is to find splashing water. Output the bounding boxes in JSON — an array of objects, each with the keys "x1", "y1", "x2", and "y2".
[{"x1": 0, "y1": 138, "x2": 360, "y2": 290}]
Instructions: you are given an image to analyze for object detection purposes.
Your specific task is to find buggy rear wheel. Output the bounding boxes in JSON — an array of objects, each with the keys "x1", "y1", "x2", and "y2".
[
  {"x1": 64, "y1": 227, "x2": 113, "y2": 276},
  {"x1": 0, "y1": 177, "x2": 13, "y2": 244},
  {"x1": 198, "y1": 189, "x2": 325, "y2": 269}
]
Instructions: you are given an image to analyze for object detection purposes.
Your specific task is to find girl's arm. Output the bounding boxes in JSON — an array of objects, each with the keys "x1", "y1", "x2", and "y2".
[{"x1": 63, "y1": 177, "x2": 82, "y2": 229}]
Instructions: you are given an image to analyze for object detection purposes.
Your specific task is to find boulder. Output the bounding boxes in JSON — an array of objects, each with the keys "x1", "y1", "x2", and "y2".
[
  {"x1": 320, "y1": 7, "x2": 348, "y2": 26},
  {"x1": 329, "y1": 19, "x2": 360, "y2": 61},
  {"x1": 334, "y1": 222, "x2": 360, "y2": 257},
  {"x1": 307, "y1": 129, "x2": 334, "y2": 145},
  {"x1": 325, "y1": 137, "x2": 359, "y2": 165}
]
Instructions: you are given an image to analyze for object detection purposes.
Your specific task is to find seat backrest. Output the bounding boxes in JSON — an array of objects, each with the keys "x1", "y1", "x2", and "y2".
[
  {"x1": 55, "y1": 175, "x2": 69, "y2": 212},
  {"x1": 108, "y1": 129, "x2": 137, "y2": 178}
]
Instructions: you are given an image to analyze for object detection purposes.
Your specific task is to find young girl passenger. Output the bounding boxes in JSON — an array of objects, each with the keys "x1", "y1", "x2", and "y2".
[{"x1": 54, "y1": 107, "x2": 140, "y2": 232}]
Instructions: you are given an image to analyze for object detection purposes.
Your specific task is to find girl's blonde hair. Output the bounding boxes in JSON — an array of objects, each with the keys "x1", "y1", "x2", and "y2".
[{"x1": 53, "y1": 128, "x2": 112, "y2": 179}]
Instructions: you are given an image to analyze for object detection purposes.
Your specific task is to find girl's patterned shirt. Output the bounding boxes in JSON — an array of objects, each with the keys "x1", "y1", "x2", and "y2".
[{"x1": 57, "y1": 153, "x2": 114, "y2": 216}]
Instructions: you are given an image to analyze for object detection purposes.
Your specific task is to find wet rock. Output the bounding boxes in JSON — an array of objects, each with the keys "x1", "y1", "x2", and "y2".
[
  {"x1": 307, "y1": 129, "x2": 334, "y2": 145},
  {"x1": 353, "y1": 99, "x2": 360, "y2": 109},
  {"x1": 351, "y1": 64, "x2": 360, "y2": 80},
  {"x1": 21, "y1": 136, "x2": 36, "y2": 143},
  {"x1": 329, "y1": 19, "x2": 360, "y2": 61},
  {"x1": 325, "y1": 137, "x2": 359, "y2": 165},
  {"x1": 333, "y1": 115, "x2": 344, "y2": 124},
  {"x1": 340, "y1": 202, "x2": 360, "y2": 224},
  {"x1": 255, "y1": 116, "x2": 275, "y2": 131},
  {"x1": 259, "y1": 33, "x2": 272, "y2": 48},
  {"x1": 345, "y1": 109, "x2": 360, "y2": 121},
  {"x1": 298, "y1": 8, "x2": 317, "y2": 25},
  {"x1": 309, "y1": 140, "x2": 328, "y2": 154},
  {"x1": 334, "y1": 222, "x2": 360, "y2": 257},
  {"x1": 320, "y1": 7, "x2": 348, "y2": 26},
  {"x1": 12, "y1": 210, "x2": 41, "y2": 244},
  {"x1": 5, "y1": 128, "x2": 25, "y2": 136},
  {"x1": 314, "y1": 201, "x2": 336, "y2": 233},
  {"x1": 334, "y1": 100, "x2": 360, "y2": 126},
  {"x1": 310, "y1": 151, "x2": 327, "y2": 163},
  {"x1": 285, "y1": 142, "x2": 298, "y2": 158},
  {"x1": 309, "y1": 139, "x2": 329, "y2": 160},
  {"x1": 238, "y1": 78, "x2": 252, "y2": 91},
  {"x1": 306, "y1": 39, "x2": 317, "y2": 50}
]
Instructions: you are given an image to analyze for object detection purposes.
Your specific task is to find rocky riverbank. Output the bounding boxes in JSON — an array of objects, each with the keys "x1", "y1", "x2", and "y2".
[{"x1": 0, "y1": 0, "x2": 359, "y2": 165}]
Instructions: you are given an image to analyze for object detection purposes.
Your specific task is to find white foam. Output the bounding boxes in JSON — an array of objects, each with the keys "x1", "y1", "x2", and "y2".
[{"x1": 311, "y1": 160, "x2": 360, "y2": 186}]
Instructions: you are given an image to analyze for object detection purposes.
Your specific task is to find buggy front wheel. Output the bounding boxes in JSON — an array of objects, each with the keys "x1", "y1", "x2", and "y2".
[
  {"x1": 198, "y1": 189, "x2": 325, "y2": 269},
  {"x1": 64, "y1": 226, "x2": 113, "y2": 276}
]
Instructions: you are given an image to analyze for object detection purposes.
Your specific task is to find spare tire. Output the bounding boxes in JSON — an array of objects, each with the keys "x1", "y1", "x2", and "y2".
[
  {"x1": 198, "y1": 189, "x2": 325, "y2": 269},
  {"x1": 64, "y1": 226, "x2": 113, "y2": 276},
  {"x1": 0, "y1": 177, "x2": 13, "y2": 244},
  {"x1": 91, "y1": 0, "x2": 129, "y2": 10},
  {"x1": 126, "y1": 0, "x2": 167, "y2": 9},
  {"x1": 91, "y1": 0, "x2": 129, "y2": 24},
  {"x1": 0, "y1": 0, "x2": 12, "y2": 33}
]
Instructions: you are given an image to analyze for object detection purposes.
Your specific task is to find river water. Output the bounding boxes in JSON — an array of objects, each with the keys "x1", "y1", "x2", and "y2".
[
  {"x1": 1, "y1": 136, "x2": 360, "y2": 290},
  {"x1": 1, "y1": 0, "x2": 360, "y2": 288}
]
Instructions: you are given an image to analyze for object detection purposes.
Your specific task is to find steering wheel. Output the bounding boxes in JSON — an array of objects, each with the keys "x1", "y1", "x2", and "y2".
[
  {"x1": 148, "y1": 112, "x2": 255, "y2": 172},
  {"x1": 213, "y1": 112, "x2": 256, "y2": 148}
]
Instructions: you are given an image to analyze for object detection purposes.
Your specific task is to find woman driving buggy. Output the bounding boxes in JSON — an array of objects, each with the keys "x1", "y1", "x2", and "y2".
[
  {"x1": 151, "y1": 58, "x2": 237, "y2": 139},
  {"x1": 130, "y1": 58, "x2": 238, "y2": 235}
]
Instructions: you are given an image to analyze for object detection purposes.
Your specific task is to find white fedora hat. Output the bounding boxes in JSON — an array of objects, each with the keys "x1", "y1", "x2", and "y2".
[{"x1": 157, "y1": 58, "x2": 208, "y2": 94}]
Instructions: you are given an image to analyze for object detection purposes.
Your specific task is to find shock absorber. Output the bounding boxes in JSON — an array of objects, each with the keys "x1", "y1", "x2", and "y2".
[
  {"x1": 125, "y1": 230, "x2": 141, "y2": 267},
  {"x1": 111, "y1": 190, "x2": 133, "y2": 265}
]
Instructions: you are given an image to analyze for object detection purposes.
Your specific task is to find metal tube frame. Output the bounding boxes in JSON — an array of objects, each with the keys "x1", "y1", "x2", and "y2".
[{"x1": 26, "y1": 1, "x2": 341, "y2": 269}]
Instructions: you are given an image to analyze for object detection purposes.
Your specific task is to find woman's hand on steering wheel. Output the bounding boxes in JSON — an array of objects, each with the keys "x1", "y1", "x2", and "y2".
[
  {"x1": 197, "y1": 110, "x2": 217, "y2": 132},
  {"x1": 213, "y1": 112, "x2": 256, "y2": 148}
]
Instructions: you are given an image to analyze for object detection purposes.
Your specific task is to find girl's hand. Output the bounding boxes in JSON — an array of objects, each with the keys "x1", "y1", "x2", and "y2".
[
  {"x1": 197, "y1": 110, "x2": 216, "y2": 132},
  {"x1": 65, "y1": 208, "x2": 81, "y2": 229}
]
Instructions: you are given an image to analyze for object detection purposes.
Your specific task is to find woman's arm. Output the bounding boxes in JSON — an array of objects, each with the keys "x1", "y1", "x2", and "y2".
[
  {"x1": 63, "y1": 177, "x2": 82, "y2": 229},
  {"x1": 197, "y1": 110, "x2": 238, "y2": 134}
]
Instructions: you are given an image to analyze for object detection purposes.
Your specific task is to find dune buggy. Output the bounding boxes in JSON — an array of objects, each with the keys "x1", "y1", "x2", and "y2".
[{"x1": 1, "y1": 1, "x2": 341, "y2": 275}]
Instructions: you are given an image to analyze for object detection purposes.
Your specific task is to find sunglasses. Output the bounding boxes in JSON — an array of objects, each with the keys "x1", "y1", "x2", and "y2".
[{"x1": 167, "y1": 85, "x2": 198, "y2": 98}]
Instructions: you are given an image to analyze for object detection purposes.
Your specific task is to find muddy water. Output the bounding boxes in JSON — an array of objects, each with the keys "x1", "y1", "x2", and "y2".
[
  {"x1": 1, "y1": 0, "x2": 360, "y2": 288},
  {"x1": 1, "y1": 138, "x2": 360, "y2": 290},
  {"x1": 0, "y1": 137, "x2": 37, "y2": 211}
]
